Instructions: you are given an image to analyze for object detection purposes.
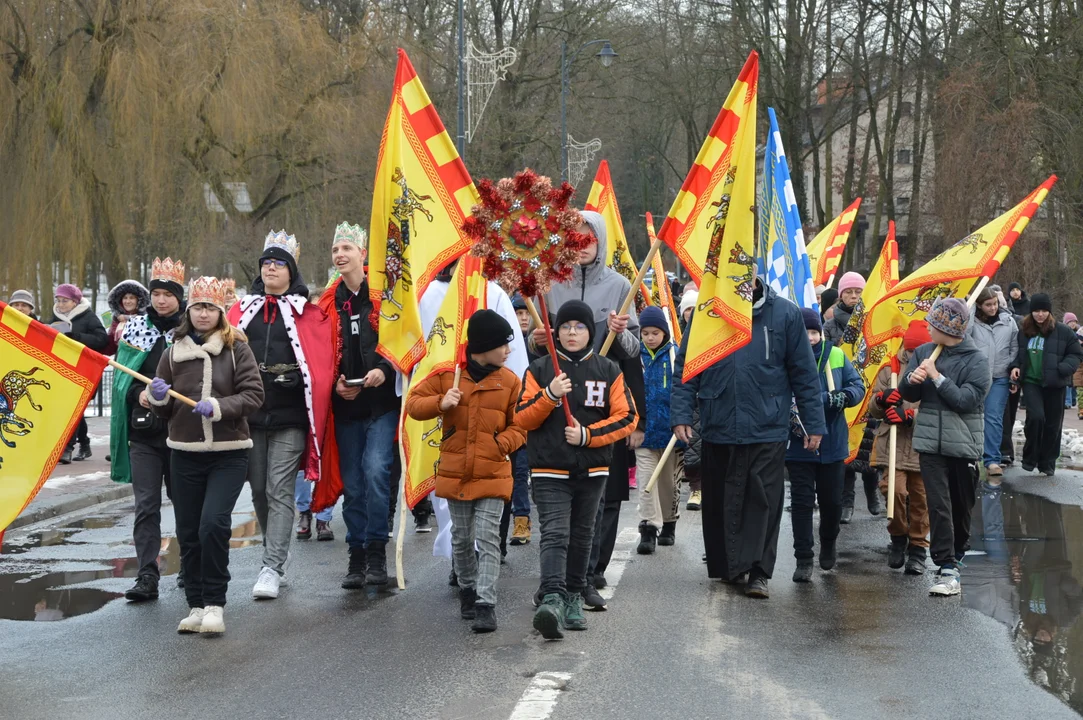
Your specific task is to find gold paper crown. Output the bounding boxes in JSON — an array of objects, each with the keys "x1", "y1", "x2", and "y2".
[
  {"x1": 151, "y1": 257, "x2": 186, "y2": 285},
  {"x1": 264, "y1": 230, "x2": 300, "y2": 260},
  {"x1": 187, "y1": 276, "x2": 227, "y2": 310},
  {"x1": 333, "y1": 221, "x2": 366, "y2": 247},
  {"x1": 221, "y1": 278, "x2": 236, "y2": 293}
]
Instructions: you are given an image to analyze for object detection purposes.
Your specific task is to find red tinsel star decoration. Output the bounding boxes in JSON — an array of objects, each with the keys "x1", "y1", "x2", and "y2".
[{"x1": 463, "y1": 168, "x2": 592, "y2": 298}]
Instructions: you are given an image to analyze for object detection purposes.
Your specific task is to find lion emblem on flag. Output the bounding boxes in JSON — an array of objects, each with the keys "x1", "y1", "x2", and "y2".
[
  {"x1": 381, "y1": 167, "x2": 434, "y2": 321},
  {"x1": 1, "y1": 367, "x2": 51, "y2": 467}
]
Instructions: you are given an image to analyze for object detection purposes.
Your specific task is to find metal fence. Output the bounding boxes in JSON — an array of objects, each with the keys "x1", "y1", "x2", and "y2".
[{"x1": 86, "y1": 366, "x2": 114, "y2": 417}]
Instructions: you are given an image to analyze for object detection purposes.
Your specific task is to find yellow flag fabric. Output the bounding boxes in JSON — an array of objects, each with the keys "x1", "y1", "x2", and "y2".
[
  {"x1": 807, "y1": 198, "x2": 862, "y2": 287},
  {"x1": 585, "y1": 160, "x2": 650, "y2": 312},
  {"x1": 675, "y1": 51, "x2": 759, "y2": 381},
  {"x1": 0, "y1": 303, "x2": 109, "y2": 539},
  {"x1": 647, "y1": 216, "x2": 682, "y2": 348},
  {"x1": 369, "y1": 48, "x2": 481, "y2": 375},
  {"x1": 845, "y1": 176, "x2": 1056, "y2": 462},
  {"x1": 838, "y1": 223, "x2": 899, "y2": 462},
  {"x1": 402, "y1": 255, "x2": 488, "y2": 509}
]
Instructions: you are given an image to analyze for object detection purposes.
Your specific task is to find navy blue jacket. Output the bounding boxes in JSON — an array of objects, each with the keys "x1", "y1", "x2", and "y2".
[
  {"x1": 786, "y1": 341, "x2": 863, "y2": 463},
  {"x1": 671, "y1": 284, "x2": 827, "y2": 445},
  {"x1": 640, "y1": 339, "x2": 683, "y2": 450}
]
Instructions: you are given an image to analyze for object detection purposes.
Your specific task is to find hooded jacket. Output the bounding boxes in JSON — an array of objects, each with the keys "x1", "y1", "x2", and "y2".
[
  {"x1": 671, "y1": 283, "x2": 827, "y2": 445},
  {"x1": 900, "y1": 337, "x2": 990, "y2": 459},
  {"x1": 105, "y1": 280, "x2": 151, "y2": 355},
  {"x1": 545, "y1": 211, "x2": 641, "y2": 360},
  {"x1": 640, "y1": 335, "x2": 680, "y2": 450},
  {"x1": 967, "y1": 305, "x2": 1019, "y2": 380},
  {"x1": 786, "y1": 340, "x2": 863, "y2": 463}
]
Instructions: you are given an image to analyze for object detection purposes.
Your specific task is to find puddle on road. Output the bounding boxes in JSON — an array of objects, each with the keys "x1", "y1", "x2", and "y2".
[
  {"x1": 0, "y1": 511, "x2": 261, "y2": 621},
  {"x1": 967, "y1": 488, "x2": 1083, "y2": 714}
]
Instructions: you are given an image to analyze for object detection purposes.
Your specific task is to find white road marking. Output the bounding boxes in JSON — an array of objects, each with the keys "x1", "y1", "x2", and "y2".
[
  {"x1": 599, "y1": 527, "x2": 639, "y2": 600},
  {"x1": 508, "y1": 672, "x2": 572, "y2": 720}
]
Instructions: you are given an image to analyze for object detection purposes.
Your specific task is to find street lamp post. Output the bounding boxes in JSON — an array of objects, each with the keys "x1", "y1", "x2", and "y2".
[{"x1": 560, "y1": 39, "x2": 617, "y2": 183}]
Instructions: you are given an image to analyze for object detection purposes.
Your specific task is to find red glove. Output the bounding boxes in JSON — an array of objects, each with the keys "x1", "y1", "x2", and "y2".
[
  {"x1": 885, "y1": 406, "x2": 915, "y2": 426},
  {"x1": 875, "y1": 388, "x2": 903, "y2": 408}
]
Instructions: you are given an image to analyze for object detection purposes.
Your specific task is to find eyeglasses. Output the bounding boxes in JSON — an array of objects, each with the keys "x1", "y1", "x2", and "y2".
[
  {"x1": 559, "y1": 322, "x2": 589, "y2": 334},
  {"x1": 261, "y1": 259, "x2": 288, "y2": 269}
]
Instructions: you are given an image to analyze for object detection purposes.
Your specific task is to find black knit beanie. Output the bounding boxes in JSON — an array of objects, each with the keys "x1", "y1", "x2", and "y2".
[
  {"x1": 466, "y1": 309, "x2": 514, "y2": 354},
  {"x1": 555, "y1": 300, "x2": 596, "y2": 347}
]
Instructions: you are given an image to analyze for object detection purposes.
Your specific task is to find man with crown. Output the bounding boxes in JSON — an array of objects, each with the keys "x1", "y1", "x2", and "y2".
[
  {"x1": 228, "y1": 231, "x2": 335, "y2": 600},
  {"x1": 113, "y1": 257, "x2": 189, "y2": 603},
  {"x1": 316, "y1": 221, "x2": 400, "y2": 589}
]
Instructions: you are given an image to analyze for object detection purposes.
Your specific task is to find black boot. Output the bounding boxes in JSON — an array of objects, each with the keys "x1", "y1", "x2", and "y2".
[
  {"x1": 888, "y1": 536, "x2": 908, "y2": 570},
  {"x1": 792, "y1": 559, "x2": 814, "y2": 583},
  {"x1": 460, "y1": 587, "x2": 478, "y2": 619},
  {"x1": 904, "y1": 546, "x2": 927, "y2": 575},
  {"x1": 60, "y1": 446, "x2": 73, "y2": 465},
  {"x1": 636, "y1": 522, "x2": 658, "y2": 555},
  {"x1": 366, "y1": 541, "x2": 389, "y2": 586},
  {"x1": 448, "y1": 568, "x2": 459, "y2": 587},
  {"x1": 658, "y1": 521, "x2": 677, "y2": 546},
  {"x1": 73, "y1": 442, "x2": 92, "y2": 461},
  {"x1": 342, "y1": 547, "x2": 367, "y2": 589},
  {"x1": 472, "y1": 604, "x2": 497, "y2": 633},
  {"x1": 840, "y1": 506, "x2": 854, "y2": 524},
  {"x1": 819, "y1": 538, "x2": 837, "y2": 570},
  {"x1": 124, "y1": 574, "x2": 159, "y2": 602},
  {"x1": 865, "y1": 481, "x2": 883, "y2": 516}
]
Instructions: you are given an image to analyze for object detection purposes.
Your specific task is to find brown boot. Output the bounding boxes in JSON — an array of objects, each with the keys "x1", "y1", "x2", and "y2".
[{"x1": 510, "y1": 516, "x2": 531, "y2": 546}]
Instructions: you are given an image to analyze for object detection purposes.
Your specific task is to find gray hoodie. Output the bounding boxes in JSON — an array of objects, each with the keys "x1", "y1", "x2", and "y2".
[
  {"x1": 967, "y1": 305, "x2": 1018, "y2": 380},
  {"x1": 545, "y1": 210, "x2": 641, "y2": 359}
]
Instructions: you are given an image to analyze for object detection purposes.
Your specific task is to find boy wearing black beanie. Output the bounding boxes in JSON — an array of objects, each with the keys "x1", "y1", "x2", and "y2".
[{"x1": 515, "y1": 300, "x2": 639, "y2": 639}]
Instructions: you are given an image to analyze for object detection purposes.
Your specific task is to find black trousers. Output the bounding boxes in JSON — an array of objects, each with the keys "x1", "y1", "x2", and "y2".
[
  {"x1": 588, "y1": 498, "x2": 622, "y2": 578},
  {"x1": 842, "y1": 467, "x2": 879, "y2": 508},
  {"x1": 1022, "y1": 384, "x2": 1066, "y2": 473},
  {"x1": 171, "y1": 449, "x2": 248, "y2": 608},
  {"x1": 787, "y1": 461, "x2": 844, "y2": 561},
  {"x1": 701, "y1": 441, "x2": 787, "y2": 581},
  {"x1": 129, "y1": 441, "x2": 172, "y2": 579},
  {"x1": 1001, "y1": 388, "x2": 1021, "y2": 461},
  {"x1": 67, "y1": 417, "x2": 89, "y2": 449},
  {"x1": 919, "y1": 453, "x2": 977, "y2": 568}
]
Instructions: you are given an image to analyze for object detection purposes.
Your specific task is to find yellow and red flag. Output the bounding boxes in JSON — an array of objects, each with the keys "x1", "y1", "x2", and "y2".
[
  {"x1": 658, "y1": 53, "x2": 760, "y2": 286},
  {"x1": 370, "y1": 48, "x2": 481, "y2": 375},
  {"x1": 675, "y1": 51, "x2": 759, "y2": 381},
  {"x1": 844, "y1": 176, "x2": 1057, "y2": 460},
  {"x1": 807, "y1": 198, "x2": 862, "y2": 287},
  {"x1": 839, "y1": 222, "x2": 900, "y2": 461},
  {"x1": 402, "y1": 255, "x2": 488, "y2": 508},
  {"x1": 585, "y1": 160, "x2": 650, "y2": 311},
  {"x1": 0, "y1": 302, "x2": 109, "y2": 541},
  {"x1": 646, "y1": 214, "x2": 682, "y2": 347}
]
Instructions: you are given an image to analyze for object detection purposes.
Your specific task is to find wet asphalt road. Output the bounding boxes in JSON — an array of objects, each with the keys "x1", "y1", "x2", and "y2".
[{"x1": 1, "y1": 473, "x2": 1081, "y2": 720}]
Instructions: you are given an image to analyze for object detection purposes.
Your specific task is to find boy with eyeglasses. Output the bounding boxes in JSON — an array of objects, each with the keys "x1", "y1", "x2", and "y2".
[{"x1": 515, "y1": 301, "x2": 638, "y2": 639}]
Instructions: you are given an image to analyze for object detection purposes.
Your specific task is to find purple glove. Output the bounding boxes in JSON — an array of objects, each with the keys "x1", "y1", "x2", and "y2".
[
  {"x1": 192, "y1": 400, "x2": 215, "y2": 418},
  {"x1": 149, "y1": 377, "x2": 170, "y2": 401}
]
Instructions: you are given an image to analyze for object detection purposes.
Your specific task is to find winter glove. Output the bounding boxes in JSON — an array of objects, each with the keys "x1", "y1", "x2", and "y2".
[
  {"x1": 884, "y1": 406, "x2": 915, "y2": 426},
  {"x1": 192, "y1": 400, "x2": 215, "y2": 418},
  {"x1": 874, "y1": 388, "x2": 902, "y2": 408},
  {"x1": 828, "y1": 390, "x2": 848, "y2": 411},
  {"x1": 149, "y1": 377, "x2": 170, "y2": 402}
]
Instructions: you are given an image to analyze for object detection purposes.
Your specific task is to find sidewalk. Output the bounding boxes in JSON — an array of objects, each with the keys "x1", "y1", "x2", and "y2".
[{"x1": 9, "y1": 416, "x2": 133, "y2": 532}]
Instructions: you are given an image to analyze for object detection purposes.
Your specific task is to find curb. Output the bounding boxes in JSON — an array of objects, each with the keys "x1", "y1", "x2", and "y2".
[{"x1": 8, "y1": 485, "x2": 134, "y2": 532}]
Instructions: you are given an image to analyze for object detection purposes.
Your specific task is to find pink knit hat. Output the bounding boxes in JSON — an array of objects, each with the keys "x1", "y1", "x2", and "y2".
[
  {"x1": 837, "y1": 272, "x2": 866, "y2": 294},
  {"x1": 54, "y1": 283, "x2": 83, "y2": 302},
  {"x1": 1065, "y1": 312, "x2": 1079, "y2": 325}
]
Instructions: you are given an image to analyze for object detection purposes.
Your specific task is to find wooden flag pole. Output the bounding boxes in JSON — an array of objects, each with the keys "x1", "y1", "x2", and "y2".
[
  {"x1": 106, "y1": 357, "x2": 198, "y2": 408},
  {"x1": 644, "y1": 434, "x2": 678, "y2": 493},
  {"x1": 453, "y1": 366, "x2": 462, "y2": 389},
  {"x1": 526, "y1": 296, "x2": 575, "y2": 426},
  {"x1": 394, "y1": 375, "x2": 412, "y2": 590},
  {"x1": 599, "y1": 237, "x2": 664, "y2": 357}
]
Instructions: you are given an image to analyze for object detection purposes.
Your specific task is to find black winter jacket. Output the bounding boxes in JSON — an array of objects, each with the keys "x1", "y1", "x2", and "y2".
[
  {"x1": 331, "y1": 279, "x2": 398, "y2": 421},
  {"x1": 1015, "y1": 321, "x2": 1083, "y2": 389}
]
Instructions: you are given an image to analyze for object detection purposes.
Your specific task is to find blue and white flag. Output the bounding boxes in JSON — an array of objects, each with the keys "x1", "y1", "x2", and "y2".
[{"x1": 758, "y1": 107, "x2": 817, "y2": 313}]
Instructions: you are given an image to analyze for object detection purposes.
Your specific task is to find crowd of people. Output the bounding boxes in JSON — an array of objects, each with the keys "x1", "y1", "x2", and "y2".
[{"x1": 6, "y1": 221, "x2": 1083, "y2": 638}]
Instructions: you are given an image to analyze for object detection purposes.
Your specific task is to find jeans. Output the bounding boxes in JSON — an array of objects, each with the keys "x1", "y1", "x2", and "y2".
[
  {"x1": 919, "y1": 453, "x2": 977, "y2": 568},
  {"x1": 787, "y1": 461, "x2": 844, "y2": 561},
  {"x1": 983, "y1": 377, "x2": 1011, "y2": 467},
  {"x1": 1067, "y1": 386, "x2": 1077, "y2": 408},
  {"x1": 1022, "y1": 384, "x2": 1066, "y2": 473},
  {"x1": 533, "y1": 471, "x2": 607, "y2": 597},
  {"x1": 171, "y1": 449, "x2": 248, "y2": 608},
  {"x1": 248, "y1": 427, "x2": 306, "y2": 573},
  {"x1": 511, "y1": 449, "x2": 531, "y2": 517},
  {"x1": 447, "y1": 498, "x2": 504, "y2": 605},
  {"x1": 129, "y1": 441, "x2": 172, "y2": 579},
  {"x1": 1000, "y1": 389, "x2": 1021, "y2": 462},
  {"x1": 336, "y1": 411, "x2": 398, "y2": 548},
  {"x1": 295, "y1": 471, "x2": 333, "y2": 522}
]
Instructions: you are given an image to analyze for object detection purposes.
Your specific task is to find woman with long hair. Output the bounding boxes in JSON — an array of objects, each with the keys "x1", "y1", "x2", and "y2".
[
  {"x1": 1012, "y1": 294, "x2": 1083, "y2": 476},
  {"x1": 149, "y1": 277, "x2": 264, "y2": 636}
]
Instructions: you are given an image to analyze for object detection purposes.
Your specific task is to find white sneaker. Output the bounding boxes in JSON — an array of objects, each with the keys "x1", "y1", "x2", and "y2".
[
  {"x1": 929, "y1": 567, "x2": 961, "y2": 596},
  {"x1": 252, "y1": 566, "x2": 281, "y2": 600},
  {"x1": 177, "y1": 607, "x2": 205, "y2": 634},
  {"x1": 199, "y1": 605, "x2": 225, "y2": 635}
]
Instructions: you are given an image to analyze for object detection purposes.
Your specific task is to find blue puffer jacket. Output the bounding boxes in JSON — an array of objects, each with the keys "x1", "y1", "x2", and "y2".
[
  {"x1": 786, "y1": 341, "x2": 864, "y2": 463},
  {"x1": 641, "y1": 339, "x2": 682, "y2": 449},
  {"x1": 671, "y1": 284, "x2": 827, "y2": 445}
]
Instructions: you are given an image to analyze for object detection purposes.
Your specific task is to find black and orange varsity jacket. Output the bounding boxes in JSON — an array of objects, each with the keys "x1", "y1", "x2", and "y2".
[{"x1": 515, "y1": 348, "x2": 638, "y2": 479}]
